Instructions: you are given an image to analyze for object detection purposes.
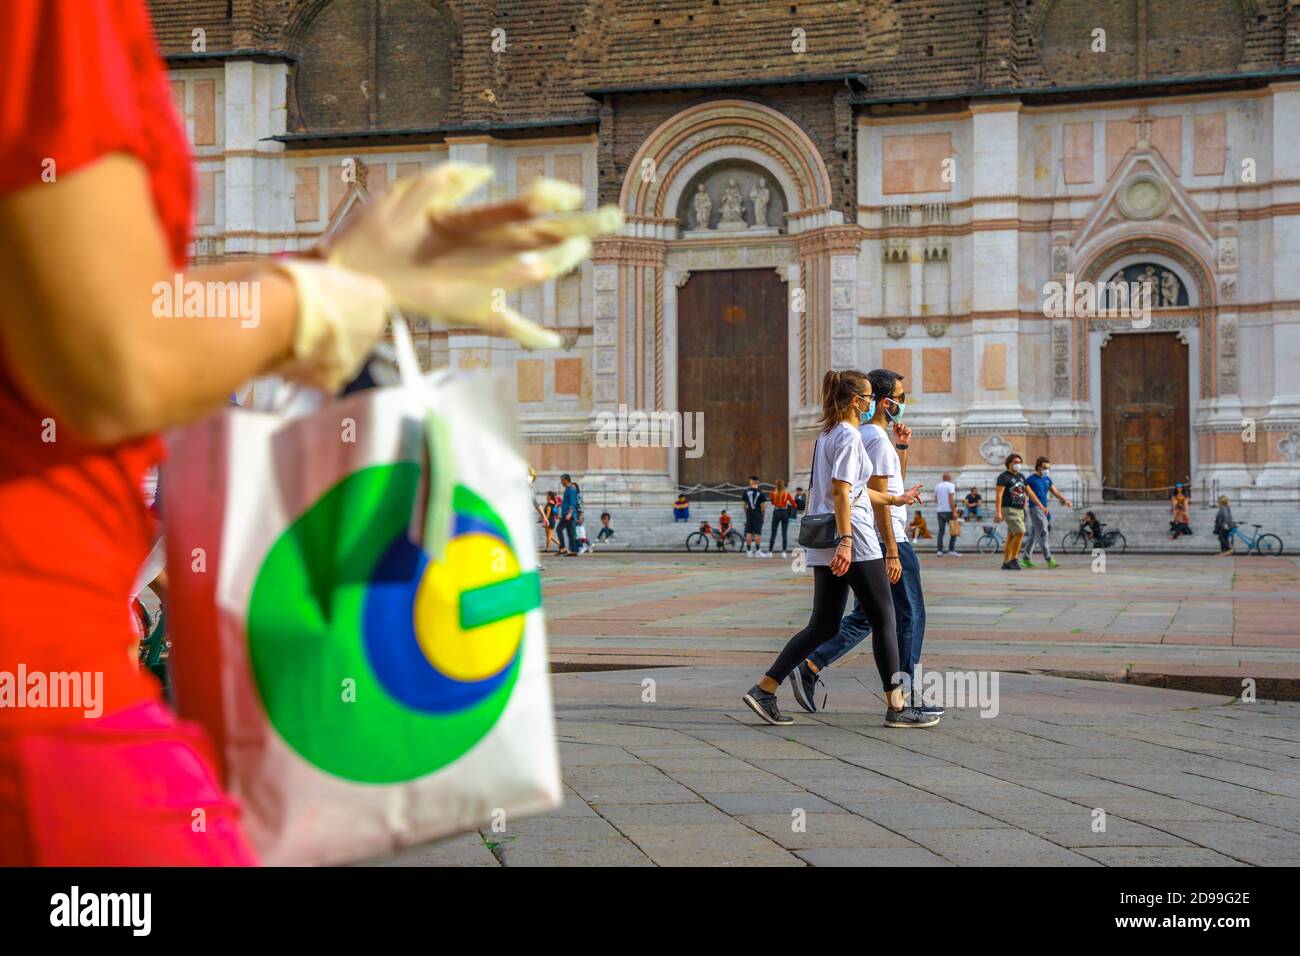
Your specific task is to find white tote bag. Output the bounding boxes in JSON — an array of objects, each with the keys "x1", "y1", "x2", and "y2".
[{"x1": 163, "y1": 320, "x2": 560, "y2": 865}]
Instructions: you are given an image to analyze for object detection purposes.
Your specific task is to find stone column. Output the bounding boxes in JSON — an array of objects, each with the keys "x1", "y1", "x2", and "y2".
[
  {"x1": 964, "y1": 99, "x2": 1029, "y2": 464},
  {"x1": 222, "y1": 60, "x2": 289, "y2": 256},
  {"x1": 1258, "y1": 81, "x2": 1300, "y2": 495}
]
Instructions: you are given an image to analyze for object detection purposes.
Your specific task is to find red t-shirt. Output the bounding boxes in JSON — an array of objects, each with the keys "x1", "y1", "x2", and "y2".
[{"x1": 0, "y1": 0, "x2": 192, "y2": 729}]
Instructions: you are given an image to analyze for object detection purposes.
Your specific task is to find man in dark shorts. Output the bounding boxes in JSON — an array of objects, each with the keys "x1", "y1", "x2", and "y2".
[
  {"x1": 995, "y1": 453, "x2": 1044, "y2": 570},
  {"x1": 742, "y1": 476, "x2": 768, "y2": 557}
]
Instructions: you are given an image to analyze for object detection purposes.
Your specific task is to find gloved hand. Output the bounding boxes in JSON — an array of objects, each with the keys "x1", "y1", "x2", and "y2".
[
  {"x1": 321, "y1": 162, "x2": 623, "y2": 349},
  {"x1": 270, "y1": 258, "x2": 393, "y2": 393}
]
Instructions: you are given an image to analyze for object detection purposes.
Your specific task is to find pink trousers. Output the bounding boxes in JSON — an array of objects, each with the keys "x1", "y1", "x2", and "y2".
[{"x1": 0, "y1": 700, "x2": 258, "y2": 866}]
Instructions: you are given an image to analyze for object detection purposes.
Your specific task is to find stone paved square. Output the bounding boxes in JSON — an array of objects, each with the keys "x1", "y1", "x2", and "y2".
[{"x1": 380, "y1": 552, "x2": 1300, "y2": 867}]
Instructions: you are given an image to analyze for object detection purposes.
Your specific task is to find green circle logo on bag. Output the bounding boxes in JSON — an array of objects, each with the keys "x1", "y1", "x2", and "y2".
[{"x1": 247, "y1": 461, "x2": 541, "y2": 783}]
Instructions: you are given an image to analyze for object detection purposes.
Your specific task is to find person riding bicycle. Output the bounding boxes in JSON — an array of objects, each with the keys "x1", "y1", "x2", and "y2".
[{"x1": 1081, "y1": 511, "x2": 1104, "y2": 543}]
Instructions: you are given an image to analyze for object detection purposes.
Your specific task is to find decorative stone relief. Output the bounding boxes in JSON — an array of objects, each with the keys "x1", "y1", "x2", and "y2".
[
  {"x1": 1117, "y1": 173, "x2": 1171, "y2": 221},
  {"x1": 594, "y1": 293, "x2": 617, "y2": 320},
  {"x1": 832, "y1": 341, "x2": 855, "y2": 366},
  {"x1": 594, "y1": 349, "x2": 616, "y2": 374},
  {"x1": 594, "y1": 320, "x2": 616, "y2": 345},
  {"x1": 594, "y1": 378, "x2": 617, "y2": 402},
  {"x1": 882, "y1": 204, "x2": 910, "y2": 227},
  {"x1": 832, "y1": 285, "x2": 854, "y2": 310},
  {"x1": 1218, "y1": 237, "x2": 1237, "y2": 270},
  {"x1": 1090, "y1": 313, "x2": 1197, "y2": 333},
  {"x1": 1278, "y1": 431, "x2": 1300, "y2": 463},
  {"x1": 832, "y1": 312, "x2": 855, "y2": 336},
  {"x1": 923, "y1": 238, "x2": 950, "y2": 261},
  {"x1": 1052, "y1": 323, "x2": 1070, "y2": 399},
  {"x1": 594, "y1": 268, "x2": 618, "y2": 291},
  {"x1": 921, "y1": 203, "x2": 949, "y2": 226},
  {"x1": 1219, "y1": 319, "x2": 1238, "y2": 394},
  {"x1": 925, "y1": 320, "x2": 948, "y2": 338},
  {"x1": 979, "y1": 435, "x2": 1014, "y2": 466},
  {"x1": 1052, "y1": 246, "x2": 1070, "y2": 274},
  {"x1": 1220, "y1": 276, "x2": 1236, "y2": 301},
  {"x1": 885, "y1": 318, "x2": 909, "y2": 340},
  {"x1": 883, "y1": 237, "x2": 909, "y2": 262},
  {"x1": 831, "y1": 257, "x2": 853, "y2": 281}
]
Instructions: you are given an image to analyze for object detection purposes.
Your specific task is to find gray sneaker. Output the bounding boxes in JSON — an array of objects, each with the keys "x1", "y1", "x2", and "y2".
[
  {"x1": 788, "y1": 662, "x2": 823, "y2": 714},
  {"x1": 743, "y1": 685, "x2": 794, "y2": 725},
  {"x1": 915, "y1": 697, "x2": 946, "y2": 717},
  {"x1": 884, "y1": 706, "x2": 940, "y2": 728}
]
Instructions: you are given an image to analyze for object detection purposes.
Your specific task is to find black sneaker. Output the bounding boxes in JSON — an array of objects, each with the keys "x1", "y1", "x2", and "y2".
[
  {"x1": 788, "y1": 662, "x2": 823, "y2": 714},
  {"x1": 743, "y1": 685, "x2": 794, "y2": 725},
  {"x1": 884, "y1": 706, "x2": 940, "y2": 728},
  {"x1": 1001, "y1": 559, "x2": 1020, "y2": 570}
]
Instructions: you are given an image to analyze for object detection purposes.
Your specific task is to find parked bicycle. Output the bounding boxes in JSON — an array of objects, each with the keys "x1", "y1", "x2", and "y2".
[
  {"x1": 686, "y1": 520, "x2": 744, "y2": 553},
  {"x1": 975, "y1": 524, "x2": 1004, "y2": 554},
  {"x1": 1225, "y1": 522, "x2": 1285, "y2": 556},
  {"x1": 1061, "y1": 520, "x2": 1127, "y2": 554}
]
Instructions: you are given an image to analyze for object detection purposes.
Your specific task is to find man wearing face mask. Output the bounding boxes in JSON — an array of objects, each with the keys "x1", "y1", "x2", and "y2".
[
  {"x1": 995, "y1": 453, "x2": 1045, "y2": 571},
  {"x1": 1022, "y1": 456, "x2": 1072, "y2": 568},
  {"x1": 789, "y1": 369, "x2": 937, "y2": 716}
]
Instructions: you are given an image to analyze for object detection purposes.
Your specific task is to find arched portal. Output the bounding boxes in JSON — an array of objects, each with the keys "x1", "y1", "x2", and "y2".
[
  {"x1": 1078, "y1": 240, "x2": 1217, "y2": 499},
  {"x1": 591, "y1": 100, "x2": 854, "y2": 494}
]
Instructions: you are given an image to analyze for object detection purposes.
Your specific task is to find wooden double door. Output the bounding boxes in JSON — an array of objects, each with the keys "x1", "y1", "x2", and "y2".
[
  {"x1": 1100, "y1": 332, "x2": 1191, "y2": 500},
  {"x1": 677, "y1": 269, "x2": 789, "y2": 487}
]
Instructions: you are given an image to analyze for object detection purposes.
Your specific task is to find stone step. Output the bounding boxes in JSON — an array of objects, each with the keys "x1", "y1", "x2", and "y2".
[{"x1": 538, "y1": 502, "x2": 1300, "y2": 553}]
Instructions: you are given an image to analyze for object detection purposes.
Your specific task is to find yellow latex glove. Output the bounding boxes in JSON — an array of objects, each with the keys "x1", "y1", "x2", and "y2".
[
  {"x1": 270, "y1": 259, "x2": 393, "y2": 393},
  {"x1": 321, "y1": 162, "x2": 623, "y2": 349}
]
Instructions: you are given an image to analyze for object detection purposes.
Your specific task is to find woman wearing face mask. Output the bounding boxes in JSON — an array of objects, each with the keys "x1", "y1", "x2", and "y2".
[
  {"x1": 742, "y1": 370, "x2": 933, "y2": 728},
  {"x1": 788, "y1": 369, "x2": 939, "y2": 720}
]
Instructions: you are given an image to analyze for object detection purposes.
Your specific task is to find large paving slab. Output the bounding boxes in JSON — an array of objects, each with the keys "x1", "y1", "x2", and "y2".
[
  {"x1": 542, "y1": 552, "x2": 1300, "y2": 690},
  {"x1": 377, "y1": 663, "x2": 1300, "y2": 866}
]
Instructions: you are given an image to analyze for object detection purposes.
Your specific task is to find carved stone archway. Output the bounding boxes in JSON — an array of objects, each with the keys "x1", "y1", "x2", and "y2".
[
  {"x1": 1077, "y1": 238, "x2": 1219, "y2": 489},
  {"x1": 588, "y1": 101, "x2": 859, "y2": 497}
]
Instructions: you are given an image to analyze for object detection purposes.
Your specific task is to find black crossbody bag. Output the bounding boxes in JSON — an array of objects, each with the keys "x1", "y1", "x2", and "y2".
[{"x1": 797, "y1": 433, "x2": 865, "y2": 549}]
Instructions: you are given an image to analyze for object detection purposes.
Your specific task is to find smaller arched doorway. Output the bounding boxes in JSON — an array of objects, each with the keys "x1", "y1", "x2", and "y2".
[{"x1": 1085, "y1": 254, "x2": 1207, "y2": 500}]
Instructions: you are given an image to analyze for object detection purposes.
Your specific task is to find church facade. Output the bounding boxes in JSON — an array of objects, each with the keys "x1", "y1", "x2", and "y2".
[{"x1": 152, "y1": 0, "x2": 1300, "y2": 503}]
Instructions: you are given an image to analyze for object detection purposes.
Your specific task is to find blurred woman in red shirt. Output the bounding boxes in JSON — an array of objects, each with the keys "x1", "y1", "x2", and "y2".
[{"x1": 0, "y1": 0, "x2": 603, "y2": 864}]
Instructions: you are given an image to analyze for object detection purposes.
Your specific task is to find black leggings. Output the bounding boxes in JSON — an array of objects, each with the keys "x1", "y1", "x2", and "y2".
[
  {"x1": 764, "y1": 560, "x2": 900, "y2": 692},
  {"x1": 769, "y1": 512, "x2": 789, "y2": 551}
]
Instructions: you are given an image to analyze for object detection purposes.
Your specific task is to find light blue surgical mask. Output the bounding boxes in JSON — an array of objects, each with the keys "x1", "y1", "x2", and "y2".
[
  {"x1": 858, "y1": 398, "x2": 876, "y2": 424},
  {"x1": 884, "y1": 399, "x2": 906, "y2": 422}
]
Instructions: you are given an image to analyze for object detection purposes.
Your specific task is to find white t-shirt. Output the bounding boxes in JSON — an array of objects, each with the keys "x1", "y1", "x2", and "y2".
[
  {"x1": 935, "y1": 480, "x2": 956, "y2": 513},
  {"x1": 859, "y1": 423, "x2": 905, "y2": 544},
  {"x1": 805, "y1": 421, "x2": 882, "y2": 566}
]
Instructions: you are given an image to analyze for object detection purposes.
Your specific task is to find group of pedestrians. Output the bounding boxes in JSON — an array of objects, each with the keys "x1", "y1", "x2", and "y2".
[
  {"x1": 538, "y1": 473, "x2": 587, "y2": 556},
  {"x1": 994, "y1": 453, "x2": 1074, "y2": 570},
  {"x1": 743, "y1": 368, "x2": 939, "y2": 729},
  {"x1": 735, "y1": 476, "x2": 806, "y2": 557}
]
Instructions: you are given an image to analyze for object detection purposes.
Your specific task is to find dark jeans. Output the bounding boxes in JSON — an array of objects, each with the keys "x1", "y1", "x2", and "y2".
[
  {"x1": 764, "y1": 560, "x2": 900, "y2": 692},
  {"x1": 598, "y1": 527, "x2": 614, "y2": 540},
  {"x1": 1218, "y1": 529, "x2": 1232, "y2": 552},
  {"x1": 936, "y1": 512, "x2": 956, "y2": 552},
  {"x1": 769, "y1": 511, "x2": 790, "y2": 551},
  {"x1": 557, "y1": 517, "x2": 576, "y2": 552},
  {"x1": 808, "y1": 540, "x2": 926, "y2": 687}
]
